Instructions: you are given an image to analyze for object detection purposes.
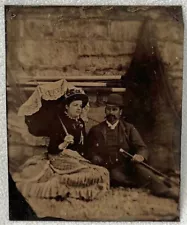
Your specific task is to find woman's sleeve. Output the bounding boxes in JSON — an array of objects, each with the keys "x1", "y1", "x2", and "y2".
[{"x1": 48, "y1": 134, "x2": 62, "y2": 154}]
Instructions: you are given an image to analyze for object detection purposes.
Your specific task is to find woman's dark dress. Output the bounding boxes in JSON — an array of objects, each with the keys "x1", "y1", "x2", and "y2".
[{"x1": 48, "y1": 112, "x2": 86, "y2": 155}]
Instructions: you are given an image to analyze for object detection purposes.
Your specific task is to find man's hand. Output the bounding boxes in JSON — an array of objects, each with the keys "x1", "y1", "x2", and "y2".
[{"x1": 132, "y1": 154, "x2": 144, "y2": 163}]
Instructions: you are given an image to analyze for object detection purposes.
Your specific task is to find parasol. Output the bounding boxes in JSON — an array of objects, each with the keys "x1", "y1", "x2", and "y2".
[{"x1": 18, "y1": 79, "x2": 89, "y2": 141}]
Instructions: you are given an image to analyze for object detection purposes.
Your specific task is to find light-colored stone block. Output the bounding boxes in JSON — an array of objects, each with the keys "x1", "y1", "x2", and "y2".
[
  {"x1": 167, "y1": 78, "x2": 183, "y2": 112},
  {"x1": 154, "y1": 21, "x2": 184, "y2": 43},
  {"x1": 79, "y1": 40, "x2": 136, "y2": 56},
  {"x1": 77, "y1": 56, "x2": 131, "y2": 70},
  {"x1": 110, "y1": 21, "x2": 142, "y2": 41},
  {"x1": 78, "y1": 20, "x2": 108, "y2": 39},
  {"x1": 54, "y1": 19, "x2": 108, "y2": 39},
  {"x1": 168, "y1": 70, "x2": 183, "y2": 79},
  {"x1": 16, "y1": 40, "x2": 78, "y2": 67},
  {"x1": 6, "y1": 18, "x2": 24, "y2": 41},
  {"x1": 53, "y1": 20, "x2": 77, "y2": 39},
  {"x1": 23, "y1": 19, "x2": 54, "y2": 39},
  {"x1": 158, "y1": 41, "x2": 183, "y2": 70}
]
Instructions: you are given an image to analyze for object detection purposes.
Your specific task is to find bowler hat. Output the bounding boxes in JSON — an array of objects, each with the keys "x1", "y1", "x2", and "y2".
[
  {"x1": 65, "y1": 89, "x2": 88, "y2": 108},
  {"x1": 106, "y1": 94, "x2": 124, "y2": 107}
]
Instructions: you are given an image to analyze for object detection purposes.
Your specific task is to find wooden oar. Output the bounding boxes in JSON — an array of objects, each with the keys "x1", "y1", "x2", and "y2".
[{"x1": 119, "y1": 148, "x2": 179, "y2": 186}]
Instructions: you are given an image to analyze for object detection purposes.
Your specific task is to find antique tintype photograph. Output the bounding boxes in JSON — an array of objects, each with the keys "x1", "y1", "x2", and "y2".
[{"x1": 6, "y1": 6, "x2": 183, "y2": 221}]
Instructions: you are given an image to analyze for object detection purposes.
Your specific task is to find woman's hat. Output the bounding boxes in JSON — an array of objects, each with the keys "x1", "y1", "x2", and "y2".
[
  {"x1": 65, "y1": 89, "x2": 89, "y2": 108},
  {"x1": 106, "y1": 94, "x2": 124, "y2": 107}
]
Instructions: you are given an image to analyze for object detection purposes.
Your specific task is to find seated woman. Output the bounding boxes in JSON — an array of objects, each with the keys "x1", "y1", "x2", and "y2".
[
  {"x1": 13, "y1": 89, "x2": 109, "y2": 201},
  {"x1": 47, "y1": 89, "x2": 88, "y2": 157}
]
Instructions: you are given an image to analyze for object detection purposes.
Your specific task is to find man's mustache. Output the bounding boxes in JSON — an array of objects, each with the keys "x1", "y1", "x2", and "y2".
[{"x1": 105, "y1": 114, "x2": 117, "y2": 120}]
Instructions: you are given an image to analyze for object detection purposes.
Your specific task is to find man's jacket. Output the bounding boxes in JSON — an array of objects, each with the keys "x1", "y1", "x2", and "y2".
[{"x1": 86, "y1": 119, "x2": 148, "y2": 170}]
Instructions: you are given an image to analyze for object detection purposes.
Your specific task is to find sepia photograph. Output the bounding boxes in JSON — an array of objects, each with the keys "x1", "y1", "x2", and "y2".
[{"x1": 6, "y1": 5, "x2": 183, "y2": 221}]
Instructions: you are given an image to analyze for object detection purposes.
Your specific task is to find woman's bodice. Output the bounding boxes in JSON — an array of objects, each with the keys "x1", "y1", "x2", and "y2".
[{"x1": 47, "y1": 113, "x2": 86, "y2": 155}]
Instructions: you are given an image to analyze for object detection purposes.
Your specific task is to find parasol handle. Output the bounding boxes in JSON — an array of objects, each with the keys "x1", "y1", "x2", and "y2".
[
  {"x1": 58, "y1": 115, "x2": 69, "y2": 136},
  {"x1": 57, "y1": 115, "x2": 71, "y2": 150}
]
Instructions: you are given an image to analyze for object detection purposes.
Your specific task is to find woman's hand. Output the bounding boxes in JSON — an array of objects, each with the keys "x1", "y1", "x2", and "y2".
[
  {"x1": 58, "y1": 135, "x2": 74, "y2": 150},
  {"x1": 64, "y1": 135, "x2": 74, "y2": 145}
]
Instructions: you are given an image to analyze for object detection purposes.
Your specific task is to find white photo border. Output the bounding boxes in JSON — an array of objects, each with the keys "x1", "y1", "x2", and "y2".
[{"x1": 1, "y1": 0, "x2": 187, "y2": 224}]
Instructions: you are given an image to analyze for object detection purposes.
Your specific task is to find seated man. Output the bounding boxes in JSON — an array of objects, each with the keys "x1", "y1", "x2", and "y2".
[{"x1": 86, "y1": 93, "x2": 179, "y2": 201}]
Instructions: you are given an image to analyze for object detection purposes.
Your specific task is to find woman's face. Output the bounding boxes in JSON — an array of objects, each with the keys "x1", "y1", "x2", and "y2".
[{"x1": 66, "y1": 100, "x2": 83, "y2": 118}]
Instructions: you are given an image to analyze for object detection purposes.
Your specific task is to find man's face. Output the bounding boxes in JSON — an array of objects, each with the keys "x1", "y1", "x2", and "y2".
[{"x1": 105, "y1": 104, "x2": 122, "y2": 124}]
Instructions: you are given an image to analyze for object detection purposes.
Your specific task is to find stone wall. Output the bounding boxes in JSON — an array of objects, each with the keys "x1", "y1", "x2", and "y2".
[
  {"x1": 6, "y1": 6, "x2": 184, "y2": 172},
  {"x1": 6, "y1": 7, "x2": 183, "y2": 86}
]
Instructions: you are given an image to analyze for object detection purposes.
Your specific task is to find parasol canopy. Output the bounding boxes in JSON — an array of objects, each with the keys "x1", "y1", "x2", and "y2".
[{"x1": 18, "y1": 79, "x2": 89, "y2": 138}]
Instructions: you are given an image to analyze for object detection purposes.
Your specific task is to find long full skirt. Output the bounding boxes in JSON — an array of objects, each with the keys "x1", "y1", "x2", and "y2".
[{"x1": 12, "y1": 149, "x2": 110, "y2": 201}]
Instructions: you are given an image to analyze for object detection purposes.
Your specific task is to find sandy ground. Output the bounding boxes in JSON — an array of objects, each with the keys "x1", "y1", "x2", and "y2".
[
  {"x1": 7, "y1": 111, "x2": 179, "y2": 221},
  {"x1": 26, "y1": 188, "x2": 178, "y2": 221}
]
